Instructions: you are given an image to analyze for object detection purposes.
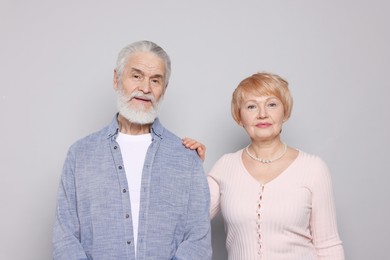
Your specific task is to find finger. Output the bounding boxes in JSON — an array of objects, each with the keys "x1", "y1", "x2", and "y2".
[
  {"x1": 182, "y1": 137, "x2": 195, "y2": 146},
  {"x1": 196, "y1": 147, "x2": 206, "y2": 161},
  {"x1": 183, "y1": 139, "x2": 199, "y2": 148}
]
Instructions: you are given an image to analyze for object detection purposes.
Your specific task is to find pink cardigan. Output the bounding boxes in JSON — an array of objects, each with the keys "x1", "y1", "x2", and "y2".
[{"x1": 208, "y1": 149, "x2": 344, "y2": 260}]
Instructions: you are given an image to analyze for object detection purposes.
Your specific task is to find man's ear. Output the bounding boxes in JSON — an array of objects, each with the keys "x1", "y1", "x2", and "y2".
[
  {"x1": 113, "y1": 70, "x2": 119, "y2": 90},
  {"x1": 163, "y1": 82, "x2": 168, "y2": 95}
]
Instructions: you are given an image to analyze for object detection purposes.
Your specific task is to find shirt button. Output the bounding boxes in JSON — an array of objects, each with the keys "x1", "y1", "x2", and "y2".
[
  {"x1": 118, "y1": 166, "x2": 123, "y2": 170},
  {"x1": 127, "y1": 240, "x2": 131, "y2": 245},
  {"x1": 114, "y1": 146, "x2": 118, "y2": 149},
  {"x1": 125, "y1": 214, "x2": 130, "y2": 218},
  {"x1": 123, "y1": 189, "x2": 127, "y2": 193}
]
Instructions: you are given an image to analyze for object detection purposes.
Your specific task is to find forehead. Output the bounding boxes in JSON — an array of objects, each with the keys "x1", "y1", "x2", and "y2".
[
  {"x1": 241, "y1": 91, "x2": 280, "y2": 102},
  {"x1": 125, "y1": 51, "x2": 165, "y2": 75}
]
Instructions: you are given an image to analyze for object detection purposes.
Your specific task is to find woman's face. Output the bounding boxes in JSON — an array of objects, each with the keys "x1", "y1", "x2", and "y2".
[{"x1": 239, "y1": 92, "x2": 286, "y2": 142}]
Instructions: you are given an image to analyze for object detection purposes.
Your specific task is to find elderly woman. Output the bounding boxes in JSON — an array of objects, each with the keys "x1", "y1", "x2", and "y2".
[{"x1": 184, "y1": 72, "x2": 344, "y2": 259}]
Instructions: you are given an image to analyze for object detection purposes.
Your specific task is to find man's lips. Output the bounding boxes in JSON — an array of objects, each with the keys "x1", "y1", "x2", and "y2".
[{"x1": 133, "y1": 96, "x2": 152, "y2": 103}]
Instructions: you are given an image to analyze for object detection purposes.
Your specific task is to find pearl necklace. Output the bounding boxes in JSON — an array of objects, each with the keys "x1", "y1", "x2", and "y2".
[{"x1": 245, "y1": 143, "x2": 288, "y2": 163}]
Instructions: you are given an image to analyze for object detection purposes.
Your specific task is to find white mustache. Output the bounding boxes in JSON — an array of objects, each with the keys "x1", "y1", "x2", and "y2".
[{"x1": 129, "y1": 91, "x2": 155, "y2": 104}]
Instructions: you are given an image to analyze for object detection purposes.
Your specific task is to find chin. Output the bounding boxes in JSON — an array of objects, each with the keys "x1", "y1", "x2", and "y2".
[{"x1": 118, "y1": 106, "x2": 158, "y2": 125}]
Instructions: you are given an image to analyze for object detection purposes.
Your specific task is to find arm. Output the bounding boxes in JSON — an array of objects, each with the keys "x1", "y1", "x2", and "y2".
[
  {"x1": 52, "y1": 148, "x2": 89, "y2": 260},
  {"x1": 173, "y1": 157, "x2": 212, "y2": 260},
  {"x1": 310, "y1": 159, "x2": 345, "y2": 260},
  {"x1": 208, "y1": 175, "x2": 221, "y2": 219},
  {"x1": 182, "y1": 137, "x2": 221, "y2": 218}
]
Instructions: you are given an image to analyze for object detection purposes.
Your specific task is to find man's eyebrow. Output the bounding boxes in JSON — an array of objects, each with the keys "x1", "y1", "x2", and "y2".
[
  {"x1": 129, "y1": 67, "x2": 163, "y2": 79},
  {"x1": 129, "y1": 67, "x2": 144, "y2": 74},
  {"x1": 150, "y1": 74, "x2": 164, "y2": 79}
]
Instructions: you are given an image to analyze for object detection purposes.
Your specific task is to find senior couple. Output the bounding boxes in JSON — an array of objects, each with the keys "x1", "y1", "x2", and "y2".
[{"x1": 52, "y1": 40, "x2": 344, "y2": 260}]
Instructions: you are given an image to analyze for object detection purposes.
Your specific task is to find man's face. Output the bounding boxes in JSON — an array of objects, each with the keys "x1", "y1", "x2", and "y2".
[{"x1": 114, "y1": 52, "x2": 166, "y2": 124}]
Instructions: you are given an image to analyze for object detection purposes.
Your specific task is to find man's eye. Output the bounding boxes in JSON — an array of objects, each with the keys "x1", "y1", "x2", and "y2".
[
  {"x1": 151, "y1": 79, "x2": 161, "y2": 84},
  {"x1": 132, "y1": 74, "x2": 141, "y2": 79}
]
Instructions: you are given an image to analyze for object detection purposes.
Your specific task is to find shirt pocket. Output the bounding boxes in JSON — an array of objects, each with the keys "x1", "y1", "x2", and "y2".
[{"x1": 158, "y1": 182, "x2": 188, "y2": 208}]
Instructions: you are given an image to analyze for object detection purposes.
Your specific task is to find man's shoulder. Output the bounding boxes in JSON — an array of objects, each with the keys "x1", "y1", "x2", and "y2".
[
  {"x1": 160, "y1": 127, "x2": 180, "y2": 143},
  {"x1": 69, "y1": 124, "x2": 111, "y2": 150},
  {"x1": 153, "y1": 119, "x2": 181, "y2": 146},
  {"x1": 159, "y1": 127, "x2": 200, "y2": 160}
]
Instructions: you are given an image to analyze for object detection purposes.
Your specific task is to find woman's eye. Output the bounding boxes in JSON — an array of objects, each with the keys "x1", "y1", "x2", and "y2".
[
  {"x1": 267, "y1": 102, "x2": 277, "y2": 108},
  {"x1": 247, "y1": 105, "x2": 256, "y2": 109}
]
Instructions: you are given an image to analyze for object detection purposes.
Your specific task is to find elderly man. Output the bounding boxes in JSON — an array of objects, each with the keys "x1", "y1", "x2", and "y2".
[{"x1": 52, "y1": 41, "x2": 212, "y2": 260}]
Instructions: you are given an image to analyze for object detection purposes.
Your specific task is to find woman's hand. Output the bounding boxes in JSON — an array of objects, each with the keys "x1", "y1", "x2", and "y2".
[{"x1": 182, "y1": 137, "x2": 206, "y2": 162}]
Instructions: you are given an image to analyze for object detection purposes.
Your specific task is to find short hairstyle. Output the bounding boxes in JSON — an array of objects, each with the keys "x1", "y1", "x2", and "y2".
[
  {"x1": 115, "y1": 40, "x2": 171, "y2": 87},
  {"x1": 231, "y1": 72, "x2": 293, "y2": 124}
]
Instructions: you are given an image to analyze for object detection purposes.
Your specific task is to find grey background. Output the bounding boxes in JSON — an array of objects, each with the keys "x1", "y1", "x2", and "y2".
[{"x1": 1, "y1": 1, "x2": 389, "y2": 259}]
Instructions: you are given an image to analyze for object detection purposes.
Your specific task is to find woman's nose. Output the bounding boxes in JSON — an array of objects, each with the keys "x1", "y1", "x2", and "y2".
[{"x1": 257, "y1": 107, "x2": 267, "y2": 118}]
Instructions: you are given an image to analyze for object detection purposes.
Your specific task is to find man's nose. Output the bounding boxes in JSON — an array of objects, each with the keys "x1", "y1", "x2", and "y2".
[{"x1": 139, "y1": 78, "x2": 151, "y2": 93}]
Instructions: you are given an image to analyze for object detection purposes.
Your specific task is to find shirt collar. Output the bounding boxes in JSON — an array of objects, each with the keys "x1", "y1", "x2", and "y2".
[{"x1": 106, "y1": 113, "x2": 164, "y2": 140}]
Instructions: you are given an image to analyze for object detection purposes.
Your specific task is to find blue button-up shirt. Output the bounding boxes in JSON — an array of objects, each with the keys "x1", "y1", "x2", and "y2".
[{"x1": 52, "y1": 115, "x2": 212, "y2": 260}]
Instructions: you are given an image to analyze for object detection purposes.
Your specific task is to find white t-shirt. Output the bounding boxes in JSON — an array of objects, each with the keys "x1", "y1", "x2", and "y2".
[{"x1": 116, "y1": 132, "x2": 152, "y2": 255}]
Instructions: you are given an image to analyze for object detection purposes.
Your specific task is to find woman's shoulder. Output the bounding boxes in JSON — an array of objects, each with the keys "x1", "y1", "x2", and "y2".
[
  {"x1": 219, "y1": 149, "x2": 243, "y2": 160},
  {"x1": 213, "y1": 148, "x2": 245, "y2": 167},
  {"x1": 293, "y1": 149, "x2": 331, "y2": 182},
  {"x1": 295, "y1": 149, "x2": 327, "y2": 166},
  {"x1": 208, "y1": 149, "x2": 244, "y2": 177}
]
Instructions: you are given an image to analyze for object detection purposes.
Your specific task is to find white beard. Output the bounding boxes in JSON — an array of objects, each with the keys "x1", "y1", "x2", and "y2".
[{"x1": 116, "y1": 90, "x2": 163, "y2": 125}]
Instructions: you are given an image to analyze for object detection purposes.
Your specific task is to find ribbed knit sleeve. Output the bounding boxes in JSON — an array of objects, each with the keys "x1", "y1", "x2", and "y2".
[
  {"x1": 306, "y1": 155, "x2": 345, "y2": 259},
  {"x1": 208, "y1": 153, "x2": 227, "y2": 219},
  {"x1": 208, "y1": 175, "x2": 221, "y2": 219}
]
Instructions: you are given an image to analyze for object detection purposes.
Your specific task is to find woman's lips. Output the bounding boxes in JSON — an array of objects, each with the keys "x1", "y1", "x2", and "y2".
[{"x1": 256, "y1": 123, "x2": 271, "y2": 128}]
